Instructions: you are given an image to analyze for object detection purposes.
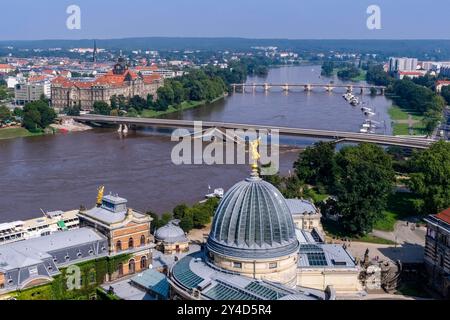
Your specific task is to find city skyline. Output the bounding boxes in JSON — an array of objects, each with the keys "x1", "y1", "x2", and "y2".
[{"x1": 1, "y1": 0, "x2": 450, "y2": 41}]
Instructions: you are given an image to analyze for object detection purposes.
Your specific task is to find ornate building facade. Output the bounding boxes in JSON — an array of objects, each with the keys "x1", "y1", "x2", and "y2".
[{"x1": 51, "y1": 57, "x2": 163, "y2": 111}]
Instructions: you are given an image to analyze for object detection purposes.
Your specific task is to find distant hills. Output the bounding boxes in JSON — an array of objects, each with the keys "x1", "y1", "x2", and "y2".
[{"x1": 1, "y1": 37, "x2": 450, "y2": 59}]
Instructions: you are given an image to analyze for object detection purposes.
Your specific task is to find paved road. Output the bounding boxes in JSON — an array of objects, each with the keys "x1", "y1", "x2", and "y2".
[{"x1": 371, "y1": 220, "x2": 426, "y2": 246}]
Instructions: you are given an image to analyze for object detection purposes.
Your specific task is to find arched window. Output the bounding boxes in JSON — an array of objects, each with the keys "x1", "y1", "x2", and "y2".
[
  {"x1": 128, "y1": 237, "x2": 134, "y2": 249},
  {"x1": 118, "y1": 263, "x2": 123, "y2": 276},
  {"x1": 140, "y1": 256, "x2": 147, "y2": 269},
  {"x1": 128, "y1": 259, "x2": 135, "y2": 274},
  {"x1": 140, "y1": 235, "x2": 146, "y2": 246},
  {"x1": 116, "y1": 240, "x2": 122, "y2": 252}
]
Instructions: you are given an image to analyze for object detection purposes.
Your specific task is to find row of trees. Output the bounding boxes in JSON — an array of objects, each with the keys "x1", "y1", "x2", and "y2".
[
  {"x1": 148, "y1": 198, "x2": 220, "y2": 233},
  {"x1": 272, "y1": 140, "x2": 450, "y2": 236},
  {"x1": 389, "y1": 79, "x2": 446, "y2": 133}
]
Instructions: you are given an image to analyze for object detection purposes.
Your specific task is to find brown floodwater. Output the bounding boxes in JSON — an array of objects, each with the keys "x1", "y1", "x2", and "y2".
[{"x1": 0, "y1": 66, "x2": 392, "y2": 222}]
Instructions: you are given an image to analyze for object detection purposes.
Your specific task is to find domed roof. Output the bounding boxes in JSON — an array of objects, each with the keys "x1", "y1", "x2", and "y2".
[
  {"x1": 207, "y1": 175, "x2": 299, "y2": 259},
  {"x1": 155, "y1": 220, "x2": 188, "y2": 244}
]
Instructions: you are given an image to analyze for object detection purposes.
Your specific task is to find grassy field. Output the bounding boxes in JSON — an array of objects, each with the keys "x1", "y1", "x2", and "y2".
[
  {"x1": 373, "y1": 192, "x2": 420, "y2": 232},
  {"x1": 388, "y1": 105, "x2": 409, "y2": 120},
  {"x1": 392, "y1": 123, "x2": 410, "y2": 136},
  {"x1": 322, "y1": 219, "x2": 396, "y2": 244},
  {"x1": 351, "y1": 70, "x2": 367, "y2": 82},
  {"x1": 0, "y1": 127, "x2": 43, "y2": 140}
]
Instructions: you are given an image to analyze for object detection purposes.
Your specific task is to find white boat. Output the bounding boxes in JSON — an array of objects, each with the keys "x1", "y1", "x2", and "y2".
[
  {"x1": 0, "y1": 210, "x2": 80, "y2": 245},
  {"x1": 364, "y1": 111, "x2": 376, "y2": 117},
  {"x1": 205, "y1": 188, "x2": 224, "y2": 199}
]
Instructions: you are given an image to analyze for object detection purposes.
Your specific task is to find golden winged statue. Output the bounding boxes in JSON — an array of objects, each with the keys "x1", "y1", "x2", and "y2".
[
  {"x1": 249, "y1": 138, "x2": 261, "y2": 169},
  {"x1": 96, "y1": 186, "x2": 105, "y2": 206}
]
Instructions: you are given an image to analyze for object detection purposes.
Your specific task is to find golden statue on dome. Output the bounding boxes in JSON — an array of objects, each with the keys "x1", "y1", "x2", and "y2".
[{"x1": 249, "y1": 138, "x2": 261, "y2": 174}]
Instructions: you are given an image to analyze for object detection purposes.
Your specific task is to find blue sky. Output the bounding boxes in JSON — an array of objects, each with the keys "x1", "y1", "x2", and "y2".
[{"x1": 1, "y1": 0, "x2": 449, "y2": 40}]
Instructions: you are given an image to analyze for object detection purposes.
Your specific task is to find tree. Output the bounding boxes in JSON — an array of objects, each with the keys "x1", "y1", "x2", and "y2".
[
  {"x1": 321, "y1": 61, "x2": 334, "y2": 77},
  {"x1": 190, "y1": 205, "x2": 211, "y2": 228},
  {"x1": 366, "y1": 65, "x2": 393, "y2": 86},
  {"x1": 0, "y1": 105, "x2": 11, "y2": 123},
  {"x1": 22, "y1": 100, "x2": 56, "y2": 131},
  {"x1": 333, "y1": 144, "x2": 395, "y2": 235},
  {"x1": 13, "y1": 107, "x2": 23, "y2": 118},
  {"x1": 156, "y1": 85, "x2": 174, "y2": 107},
  {"x1": 173, "y1": 204, "x2": 188, "y2": 220},
  {"x1": 179, "y1": 210, "x2": 194, "y2": 232},
  {"x1": 408, "y1": 141, "x2": 450, "y2": 215},
  {"x1": 294, "y1": 142, "x2": 336, "y2": 189},
  {"x1": 93, "y1": 101, "x2": 111, "y2": 115}
]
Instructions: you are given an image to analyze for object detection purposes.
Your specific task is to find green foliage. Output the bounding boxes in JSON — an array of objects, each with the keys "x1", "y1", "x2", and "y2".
[
  {"x1": 389, "y1": 79, "x2": 445, "y2": 115},
  {"x1": 14, "y1": 254, "x2": 131, "y2": 300},
  {"x1": 321, "y1": 61, "x2": 334, "y2": 77},
  {"x1": 0, "y1": 105, "x2": 11, "y2": 122},
  {"x1": 13, "y1": 107, "x2": 24, "y2": 118},
  {"x1": 22, "y1": 100, "x2": 56, "y2": 132},
  {"x1": 407, "y1": 141, "x2": 450, "y2": 215},
  {"x1": 173, "y1": 204, "x2": 188, "y2": 220},
  {"x1": 337, "y1": 66, "x2": 361, "y2": 81},
  {"x1": 171, "y1": 198, "x2": 219, "y2": 232},
  {"x1": 179, "y1": 210, "x2": 194, "y2": 232},
  {"x1": 366, "y1": 65, "x2": 393, "y2": 86},
  {"x1": 93, "y1": 101, "x2": 112, "y2": 115},
  {"x1": 333, "y1": 144, "x2": 395, "y2": 235},
  {"x1": 294, "y1": 141, "x2": 336, "y2": 189}
]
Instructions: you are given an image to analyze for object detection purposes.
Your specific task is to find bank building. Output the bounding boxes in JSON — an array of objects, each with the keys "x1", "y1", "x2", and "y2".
[{"x1": 168, "y1": 152, "x2": 362, "y2": 300}]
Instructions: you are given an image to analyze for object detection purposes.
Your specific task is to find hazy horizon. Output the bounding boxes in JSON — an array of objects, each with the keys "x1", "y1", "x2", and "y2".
[{"x1": 1, "y1": 0, "x2": 449, "y2": 41}]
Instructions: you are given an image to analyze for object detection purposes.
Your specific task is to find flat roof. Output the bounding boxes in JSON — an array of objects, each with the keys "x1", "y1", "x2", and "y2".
[
  {"x1": 285, "y1": 199, "x2": 318, "y2": 215},
  {"x1": 0, "y1": 228, "x2": 105, "y2": 270}
]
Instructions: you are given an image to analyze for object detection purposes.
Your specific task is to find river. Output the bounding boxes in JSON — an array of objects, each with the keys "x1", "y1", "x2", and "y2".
[{"x1": 0, "y1": 66, "x2": 392, "y2": 222}]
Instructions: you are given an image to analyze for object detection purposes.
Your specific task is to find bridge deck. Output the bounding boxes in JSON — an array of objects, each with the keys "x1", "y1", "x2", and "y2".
[{"x1": 71, "y1": 115, "x2": 434, "y2": 149}]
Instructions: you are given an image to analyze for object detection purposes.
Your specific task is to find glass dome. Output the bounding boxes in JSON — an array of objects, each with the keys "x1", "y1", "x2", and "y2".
[{"x1": 207, "y1": 175, "x2": 299, "y2": 259}]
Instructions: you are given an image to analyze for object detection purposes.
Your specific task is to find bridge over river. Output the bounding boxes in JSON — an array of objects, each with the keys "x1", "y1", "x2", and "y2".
[
  {"x1": 71, "y1": 115, "x2": 435, "y2": 149},
  {"x1": 231, "y1": 83, "x2": 386, "y2": 95}
]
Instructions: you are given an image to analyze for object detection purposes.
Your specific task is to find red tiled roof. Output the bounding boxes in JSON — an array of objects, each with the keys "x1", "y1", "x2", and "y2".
[
  {"x1": 399, "y1": 71, "x2": 424, "y2": 75},
  {"x1": 0, "y1": 64, "x2": 13, "y2": 70},
  {"x1": 51, "y1": 70, "x2": 142, "y2": 89},
  {"x1": 134, "y1": 65, "x2": 158, "y2": 72},
  {"x1": 28, "y1": 75, "x2": 49, "y2": 83},
  {"x1": 143, "y1": 74, "x2": 162, "y2": 84},
  {"x1": 436, "y1": 80, "x2": 450, "y2": 85},
  {"x1": 435, "y1": 207, "x2": 450, "y2": 225}
]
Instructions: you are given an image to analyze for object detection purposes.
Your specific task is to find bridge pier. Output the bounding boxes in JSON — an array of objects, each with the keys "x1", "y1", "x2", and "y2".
[
  {"x1": 304, "y1": 84, "x2": 312, "y2": 92},
  {"x1": 380, "y1": 87, "x2": 385, "y2": 95},
  {"x1": 282, "y1": 83, "x2": 289, "y2": 92},
  {"x1": 346, "y1": 85, "x2": 353, "y2": 93},
  {"x1": 232, "y1": 84, "x2": 236, "y2": 94},
  {"x1": 360, "y1": 87, "x2": 364, "y2": 95},
  {"x1": 325, "y1": 85, "x2": 334, "y2": 92},
  {"x1": 252, "y1": 83, "x2": 256, "y2": 93},
  {"x1": 263, "y1": 83, "x2": 271, "y2": 92}
]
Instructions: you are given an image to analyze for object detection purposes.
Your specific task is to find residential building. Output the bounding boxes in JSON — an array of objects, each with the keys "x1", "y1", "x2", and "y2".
[
  {"x1": 389, "y1": 57, "x2": 418, "y2": 73},
  {"x1": 424, "y1": 207, "x2": 450, "y2": 298},
  {"x1": 395, "y1": 70, "x2": 427, "y2": 80},
  {"x1": 0, "y1": 64, "x2": 14, "y2": 73}
]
